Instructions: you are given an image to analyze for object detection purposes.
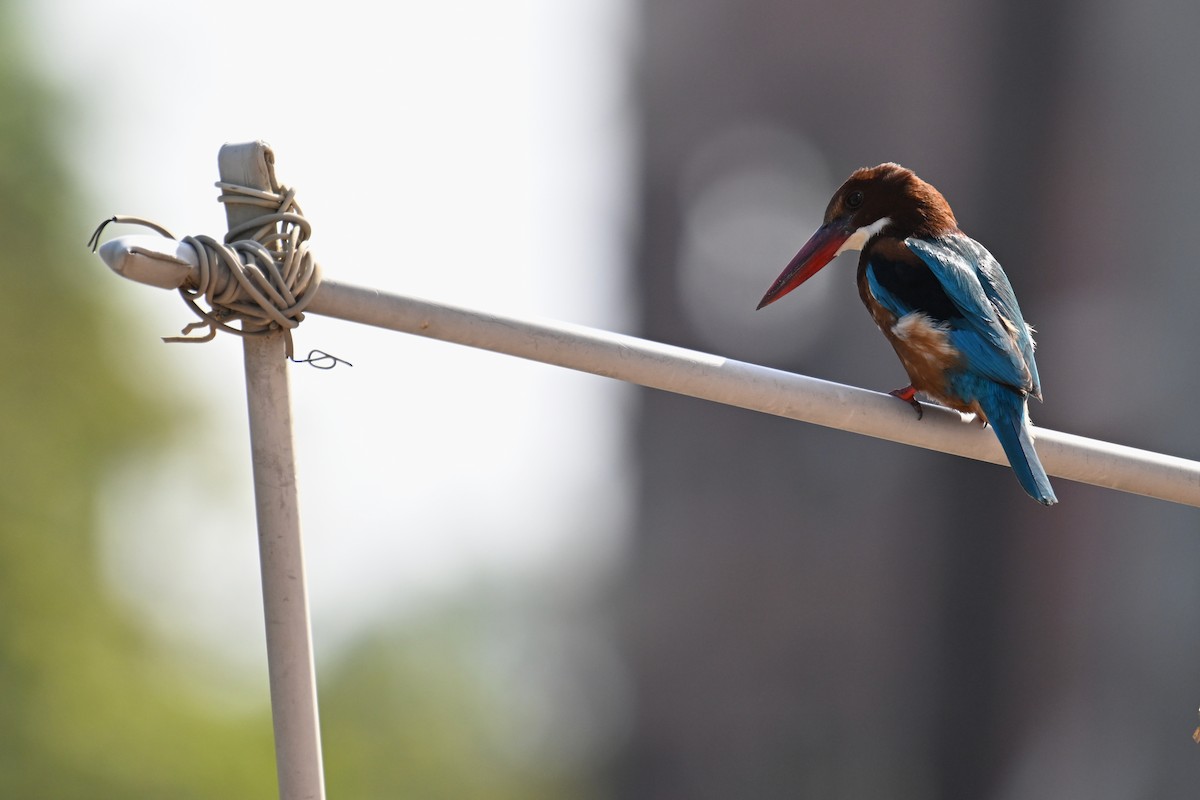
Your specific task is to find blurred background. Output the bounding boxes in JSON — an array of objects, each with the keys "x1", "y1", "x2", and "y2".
[{"x1": 3, "y1": 0, "x2": 1200, "y2": 797}]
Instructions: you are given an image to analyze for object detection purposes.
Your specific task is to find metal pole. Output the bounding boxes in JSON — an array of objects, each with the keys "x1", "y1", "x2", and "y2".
[
  {"x1": 218, "y1": 142, "x2": 325, "y2": 800},
  {"x1": 306, "y1": 280, "x2": 1200, "y2": 507},
  {"x1": 96, "y1": 234, "x2": 1200, "y2": 508}
]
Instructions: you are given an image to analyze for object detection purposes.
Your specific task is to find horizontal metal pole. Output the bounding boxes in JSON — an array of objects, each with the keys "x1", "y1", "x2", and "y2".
[
  {"x1": 309, "y1": 279, "x2": 1200, "y2": 508},
  {"x1": 94, "y1": 235, "x2": 1200, "y2": 507}
]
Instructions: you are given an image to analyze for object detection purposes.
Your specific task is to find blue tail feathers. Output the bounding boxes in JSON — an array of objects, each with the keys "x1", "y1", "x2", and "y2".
[{"x1": 979, "y1": 389, "x2": 1057, "y2": 506}]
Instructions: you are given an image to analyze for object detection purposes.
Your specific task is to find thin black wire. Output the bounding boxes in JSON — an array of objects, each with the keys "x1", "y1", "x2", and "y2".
[{"x1": 289, "y1": 350, "x2": 353, "y2": 370}]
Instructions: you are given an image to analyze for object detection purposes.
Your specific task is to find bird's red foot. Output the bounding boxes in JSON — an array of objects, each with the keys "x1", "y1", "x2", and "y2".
[{"x1": 889, "y1": 385, "x2": 924, "y2": 419}]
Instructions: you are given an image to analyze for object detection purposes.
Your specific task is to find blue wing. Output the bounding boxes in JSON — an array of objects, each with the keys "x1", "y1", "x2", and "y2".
[{"x1": 869, "y1": 233, "x2": 1040, "y2": 397}]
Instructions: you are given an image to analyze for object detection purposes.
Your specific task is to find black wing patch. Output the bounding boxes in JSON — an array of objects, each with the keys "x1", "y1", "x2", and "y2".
[{"x1": 865, "y1": 252, "x2": 964, "y2": 325}]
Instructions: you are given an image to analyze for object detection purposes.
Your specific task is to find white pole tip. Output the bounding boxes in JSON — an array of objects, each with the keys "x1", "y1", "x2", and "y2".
[{"x1": 98, "y1": 235, "x2": 198, "y2": 290}]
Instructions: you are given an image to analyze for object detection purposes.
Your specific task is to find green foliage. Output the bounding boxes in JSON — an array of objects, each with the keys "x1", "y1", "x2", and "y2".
[
  {"x1": 0, "y1": 4, "x2": 277, "y2": 797},
  {"x1": 322, "y1": 610, "x2": 587, "y2": 800},
  {"x1": 0, "y1": 5, "x2": 589, "y2": 797}
]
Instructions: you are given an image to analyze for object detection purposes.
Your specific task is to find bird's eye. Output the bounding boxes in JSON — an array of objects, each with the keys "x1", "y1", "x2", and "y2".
[{"x1": 845, "y1": 190, "x2": 864, "y2": 209}]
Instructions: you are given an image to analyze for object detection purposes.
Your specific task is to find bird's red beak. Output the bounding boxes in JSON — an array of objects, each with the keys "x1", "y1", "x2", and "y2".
[{"x1": 756, "y1": 221, "x2": 851, "y2": 309}]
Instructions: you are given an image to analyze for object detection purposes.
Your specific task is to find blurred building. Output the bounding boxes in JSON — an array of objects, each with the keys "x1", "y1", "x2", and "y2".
[{"x1": 611, "y1": 1, "x2": 1200, "y2": 798}]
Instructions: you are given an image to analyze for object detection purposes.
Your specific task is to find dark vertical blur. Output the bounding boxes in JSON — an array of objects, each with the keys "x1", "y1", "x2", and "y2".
[{"x1": 612, "y1": 0, "x2": 1200, "y2": 798}]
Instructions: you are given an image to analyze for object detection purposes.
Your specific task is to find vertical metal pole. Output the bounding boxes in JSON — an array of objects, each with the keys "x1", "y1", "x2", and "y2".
[{"x1": 219, "y1": 142, "x2": 326, "y2": 800}]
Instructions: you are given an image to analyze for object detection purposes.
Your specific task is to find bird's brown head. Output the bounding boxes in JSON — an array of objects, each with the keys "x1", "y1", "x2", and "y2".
[{"x1": 757, "y1": 163, "x2": 958, "y2": 309}]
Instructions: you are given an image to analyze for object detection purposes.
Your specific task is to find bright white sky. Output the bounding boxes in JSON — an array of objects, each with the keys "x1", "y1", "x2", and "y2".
[{"x1": 25, "y1": 0, "x2": 634, "y2": 668}]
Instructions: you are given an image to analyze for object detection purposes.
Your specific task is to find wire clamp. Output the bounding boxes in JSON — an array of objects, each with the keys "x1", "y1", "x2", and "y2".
[{"x1": 89, "y1": 175, "x2": 323, "y2": 360}]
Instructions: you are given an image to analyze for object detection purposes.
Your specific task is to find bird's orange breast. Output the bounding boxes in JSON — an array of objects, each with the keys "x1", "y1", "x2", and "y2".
[{"x1": 879, "y1": 311, "x2": 980, "y2": 416}]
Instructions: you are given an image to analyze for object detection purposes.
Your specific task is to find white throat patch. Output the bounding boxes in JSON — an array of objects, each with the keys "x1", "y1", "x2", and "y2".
[{"x1": 835, "y1": 216, "x2": 892, "y2": 255}]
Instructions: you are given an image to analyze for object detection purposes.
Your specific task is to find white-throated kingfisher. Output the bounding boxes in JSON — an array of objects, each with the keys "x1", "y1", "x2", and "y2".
[{"x1": 757, "y1": 163, "x2": 1057, "y2": 505}]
